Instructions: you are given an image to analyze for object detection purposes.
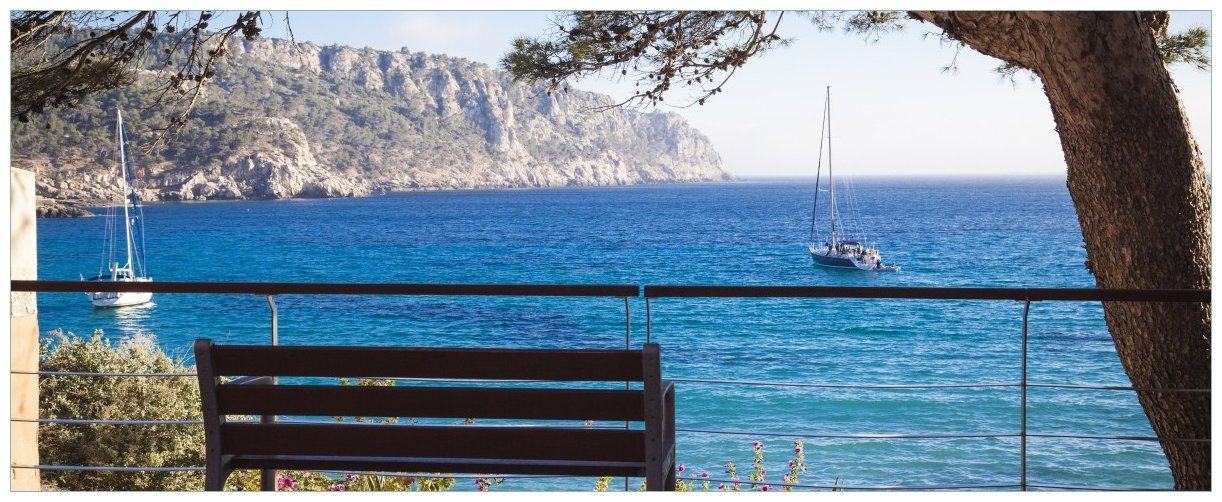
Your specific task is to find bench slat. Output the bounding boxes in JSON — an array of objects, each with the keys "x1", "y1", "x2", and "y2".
[
  {"x1": 217, "y1": 385, "x2": 645, "y2": 421},
  {"x1": 221, "y1": 423, "x2": 646, "y2": 462},
  {"x1": 211, "y1": 345, "x2": 645, "y2": 381},
  {"x1": 231, "y1": 455, "x2": 646, "y2": 477}
]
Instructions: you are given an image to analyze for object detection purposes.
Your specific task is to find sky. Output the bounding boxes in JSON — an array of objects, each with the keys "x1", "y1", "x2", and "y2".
[
  {"x1": 260, "y1": 10, "x2": 1212, "y2": 178},
  {"x1": 7, "y1": 4, "x2": 1208, "y2": 178}
]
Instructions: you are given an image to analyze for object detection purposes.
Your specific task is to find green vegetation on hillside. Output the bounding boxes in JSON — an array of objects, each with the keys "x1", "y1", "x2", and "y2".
[{"x1": 13, "y1": 36, "x2": 725, "y2": 199}]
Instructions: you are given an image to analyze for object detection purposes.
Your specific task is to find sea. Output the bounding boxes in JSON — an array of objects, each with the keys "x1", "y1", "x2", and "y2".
[{"x1": 33, "y1": 177, "x2": 1173, "y2": 491}]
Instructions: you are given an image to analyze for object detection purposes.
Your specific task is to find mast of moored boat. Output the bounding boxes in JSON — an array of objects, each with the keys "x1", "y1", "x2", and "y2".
[
  {"x1": 809, "y1": 88, "x2": 829, "y2": 247},
  {"x1": 116, "y1": 109, "x2": 134, "y2": 277},
  {"x1": 826, "y1": 86, "x2": 836, "y2": 250}
]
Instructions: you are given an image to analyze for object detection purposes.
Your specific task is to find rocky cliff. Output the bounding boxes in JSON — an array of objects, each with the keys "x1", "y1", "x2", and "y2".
[{"x1": 13, "y1": 36, "x2": 729, "y2": 205}]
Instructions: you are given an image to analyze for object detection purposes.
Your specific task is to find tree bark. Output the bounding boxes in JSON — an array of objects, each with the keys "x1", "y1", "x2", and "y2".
[{"x1": 912, "y1": 11, "x2": 1211, "y2": 490}]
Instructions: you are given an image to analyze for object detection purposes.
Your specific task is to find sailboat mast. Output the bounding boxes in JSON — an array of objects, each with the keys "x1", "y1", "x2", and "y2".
[
  {"x1": 810, "y1": 86, "x2": 830, "y2": 246},
  {"x1": 116, "y1": 109, "x2": 134, "y2": 274},
  {"x1": 826, "y1": 86, "x2": 836, "y2": 248}
]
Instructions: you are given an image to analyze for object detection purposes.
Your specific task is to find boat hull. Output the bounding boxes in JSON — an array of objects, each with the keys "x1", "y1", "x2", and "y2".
[
  {"x1": 810, "y1": 252, "x2": 860, "y2": 269},
  {"x1": 89, "y1": 291, "x2": 153, "y2": 308},
  {"x1": 86, "y1": 278, "x2": 153, "y2": 308},
  {"x1": 809, "y1": 246, "x2": 899, "y2": 272}
]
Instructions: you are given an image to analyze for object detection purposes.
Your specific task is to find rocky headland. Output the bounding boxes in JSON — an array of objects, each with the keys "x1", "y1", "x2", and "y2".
[{"x1": 13, "y1": 36, "x2": 730, "y2": 212}]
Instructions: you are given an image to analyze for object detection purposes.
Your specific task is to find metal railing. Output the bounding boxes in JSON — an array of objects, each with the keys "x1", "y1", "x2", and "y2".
[
  {"x1": 9, "y1": 280, "x2": 1210, "y2": 491},
  {"x1": 12, "y1": 280, "x2": 638, "y2": 491},
  {"x1": 644, "y1": 284, "x2": 1210, "y2": 491}
]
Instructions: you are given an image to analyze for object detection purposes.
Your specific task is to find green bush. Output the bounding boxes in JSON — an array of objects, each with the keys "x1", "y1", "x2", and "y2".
[
  {"x1": 37, "y1": 331, "x2": 466, "y2": 491},
  {"x1": 39, "y1": 330, "x2": 204, "y2": 491}
]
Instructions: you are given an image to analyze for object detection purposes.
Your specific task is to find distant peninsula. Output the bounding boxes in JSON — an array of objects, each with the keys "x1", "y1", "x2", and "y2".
[{"x1": 13, "y1": 37, "x2": 730, "y2": 206}]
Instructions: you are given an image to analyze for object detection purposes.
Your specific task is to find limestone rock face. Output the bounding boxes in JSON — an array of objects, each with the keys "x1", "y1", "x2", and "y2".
[
  {"x1": 17, "y1": 36, "x2": 729, "y2": 203},
  {"x1": 158, "y1": 118, "x2": 368, "y2": 201}
]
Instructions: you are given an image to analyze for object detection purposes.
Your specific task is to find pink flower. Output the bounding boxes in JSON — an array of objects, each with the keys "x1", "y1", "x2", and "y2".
[
  {"x1": 762, "y1": 485, "x2": 772, "y2": 491},
  {"x1": 701, "y1": 471, "x2": 709, "y2": 478},
  {"x1": 678, "y1": 463, "x2": 685, "y2": 473},
  {"x1": 276, "y1": 474, "x2": 298, "y2": 491},
  {"x1": 718, "y1": 483, "x2": 726, "y2": 490}
]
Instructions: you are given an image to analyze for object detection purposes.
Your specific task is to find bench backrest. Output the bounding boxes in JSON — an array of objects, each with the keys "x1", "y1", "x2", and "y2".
[{"x1": 193, "y1": 339, "x2": 664, "y2": 466}]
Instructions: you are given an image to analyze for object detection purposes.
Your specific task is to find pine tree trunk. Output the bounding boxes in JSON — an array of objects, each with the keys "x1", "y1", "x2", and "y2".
[{"x1": 912, "y1": 11, "x2": 1211, "y2": 490}]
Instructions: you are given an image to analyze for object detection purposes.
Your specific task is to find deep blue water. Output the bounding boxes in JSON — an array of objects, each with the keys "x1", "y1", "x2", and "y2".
[{"x1": 34, "y1": 178, "x2": 1171, "y2": 490}]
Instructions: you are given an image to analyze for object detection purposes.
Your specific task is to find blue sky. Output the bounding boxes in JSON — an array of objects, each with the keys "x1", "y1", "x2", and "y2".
[{"x1": 265, "y1": 10, "x2": 1211, "y2": 178}]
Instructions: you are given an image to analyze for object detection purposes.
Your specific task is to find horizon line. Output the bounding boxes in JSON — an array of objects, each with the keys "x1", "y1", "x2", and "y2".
[{"x1": 732, "y1": 173, "x2": 1071, "y2": 180}]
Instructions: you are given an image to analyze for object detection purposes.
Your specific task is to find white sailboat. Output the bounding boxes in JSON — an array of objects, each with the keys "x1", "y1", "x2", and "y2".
[
  {"x1": 85, "y1": 109, "x2": 153, "y2": 307},
  {"x1": 807, "y1": 87, "x2": 899, "y2": 272}
]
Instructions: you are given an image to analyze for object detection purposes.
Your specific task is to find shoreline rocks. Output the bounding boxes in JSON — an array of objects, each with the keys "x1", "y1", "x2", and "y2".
[
  {"x1": 36, "y1": 199, "x2": 95, "y2": 218},
  {"x1": 37, "y1": 178, "x2": 738, "y2": 214}
]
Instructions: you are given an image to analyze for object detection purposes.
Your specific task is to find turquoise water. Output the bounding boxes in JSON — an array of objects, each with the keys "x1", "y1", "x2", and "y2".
[{"x1": 34, "y1": 178, "x2": 1171, "y2": 490}]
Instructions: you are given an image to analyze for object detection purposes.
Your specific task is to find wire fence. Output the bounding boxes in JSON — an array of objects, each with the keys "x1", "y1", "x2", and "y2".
[{"x1": 10, "y1": 281, "x2": 1210, "y2": 491}]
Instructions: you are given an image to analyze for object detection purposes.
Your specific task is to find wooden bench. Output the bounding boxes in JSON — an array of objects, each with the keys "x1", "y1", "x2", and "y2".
[{"x1": 193, "y1": 339, "x2": 676, "y2": 491}]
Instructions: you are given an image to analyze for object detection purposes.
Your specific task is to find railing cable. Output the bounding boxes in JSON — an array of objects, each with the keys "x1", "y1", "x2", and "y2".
[
  {"x1": 19, "y1": 417, "x2": 1205, "y2": 444},
  {"x1": 670, "y1": 377, "x2": 1017, "y2": 390},
  {"x1": 13, "y1": 464, "x2": 204, "y2": 472},
  {"x1": 15, "y1": 418, "x2": 202, "y2": 425},
  {"x1": 675, "y1": 427, "x2": 1017, "y2": 440},
  {"x1": 1026, "y1": 383, "x2": 1211, "y2": 393},
  {"x1": 14, "y1": 370, "x2": 196, "y2": 377},
  {"x1": 1024, "y1": 483, "x2": 1177, "y2": 491},
  {"x1": 17, "y1": 371, "x2": 1205, "y2": 393},
  {"x1": 673, "y1": 474, "x2": 1021, "y2": 491}
]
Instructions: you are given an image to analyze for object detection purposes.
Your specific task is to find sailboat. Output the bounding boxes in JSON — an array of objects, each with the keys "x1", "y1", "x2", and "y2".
[
  {"x1": 807, "y1": 87, "x2": 900, "y2": 272},
  {"x1": 85, "y1": 109, "x2": 153, "y2": 307}
]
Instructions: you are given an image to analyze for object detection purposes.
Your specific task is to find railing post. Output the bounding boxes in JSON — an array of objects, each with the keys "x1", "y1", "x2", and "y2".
[
  {"x1": 645, "y1": 297, "x2": 652, "y2": 344},
  {"x1": 1021, "y1": 292, "x2": 1030, "y2": 492},
  {"x1": 10, "y1": 168, "x2": 40, "y2": 490},
  {"x1": 261, "y1": 295, "x2": 278, "y2": 491},
  {"x1": 624, "y1": 296, "x2": 631, "y2": 350},
  {"x1": 266, "y1": 295, "x2": 278, "y2": 346}
]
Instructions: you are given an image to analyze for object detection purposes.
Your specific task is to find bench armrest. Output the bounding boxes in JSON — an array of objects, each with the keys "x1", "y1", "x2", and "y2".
[{"x1": 662, "y1": 380, "x2": 676, "y2": 464}]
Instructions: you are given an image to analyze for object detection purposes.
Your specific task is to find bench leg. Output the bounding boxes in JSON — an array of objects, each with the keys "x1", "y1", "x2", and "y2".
[
  {"x1": 260, "y1": 411, "x2": 277, "y2": 490},
  {"x1": 204, "y1": 465, "x2": 227, "y2": 491},
  {"x1": 205, "y1": 455, "x2": 234, "y2": 491},
  {"x1": 204, "y1": 468, "x2": 223, "y2": 491},
  {"x1": 647, "y1": 454, "x2": 677, "y2": 491},
  {"x1": 261, "y1": 468, "x2": 277, "y2": 491}
]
